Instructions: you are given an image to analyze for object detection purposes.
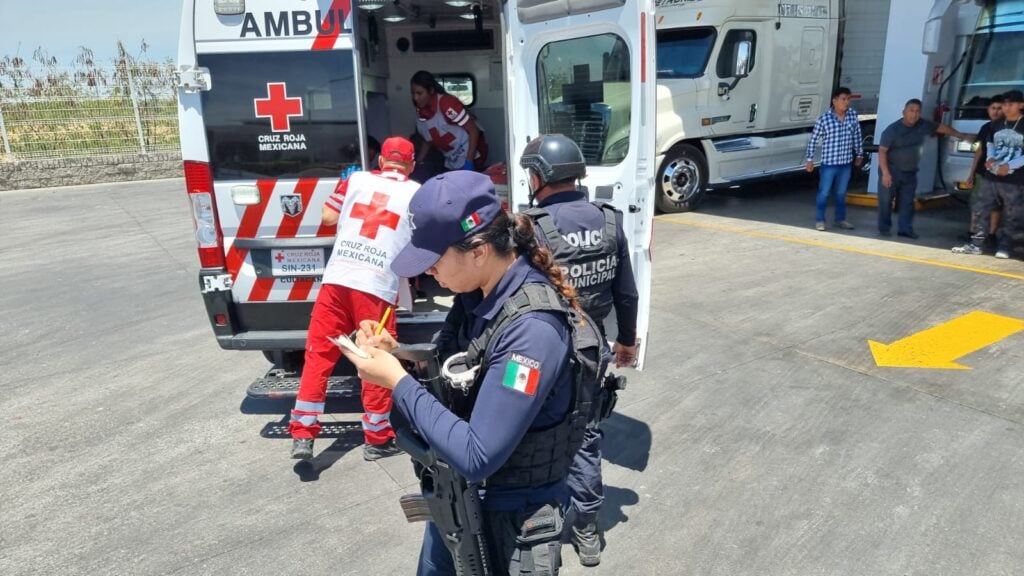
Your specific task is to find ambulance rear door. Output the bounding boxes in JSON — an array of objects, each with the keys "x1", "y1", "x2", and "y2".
[
  {"x1": 505, "y1": 0, "x2": 657, "y2": 369},
  {"x1": 179, "y1": 0, "x2": 364, "y2": 348}
]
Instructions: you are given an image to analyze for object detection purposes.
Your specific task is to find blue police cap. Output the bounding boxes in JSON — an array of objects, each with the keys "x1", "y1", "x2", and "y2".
[{"x1": 391, "y1": 171, "x2": 502, "y2": 278}]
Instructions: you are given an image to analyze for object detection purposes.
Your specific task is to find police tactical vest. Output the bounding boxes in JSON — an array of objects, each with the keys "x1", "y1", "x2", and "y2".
[
  {"x1": 464, "y1": 283, "x2": 608, "y2": 488},
  {"x1": 524, "y1": 203, "x2": 620, "y2": 324}
]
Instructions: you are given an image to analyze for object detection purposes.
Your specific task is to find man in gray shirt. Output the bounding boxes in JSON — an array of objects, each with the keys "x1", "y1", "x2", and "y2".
[{"x1": 877, "y1": 99, "x2": 971, "y2": 238}]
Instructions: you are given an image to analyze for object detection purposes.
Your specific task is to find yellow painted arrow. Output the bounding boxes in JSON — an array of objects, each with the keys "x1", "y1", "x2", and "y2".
[{"x1": 869, "y1": 311, "x2": 1024, "y2": 370}]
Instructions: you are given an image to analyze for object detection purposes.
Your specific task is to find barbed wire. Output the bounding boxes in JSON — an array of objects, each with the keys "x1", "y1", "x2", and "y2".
[{"x1": 0, "y1": 45, "x2": 180, "y2": 161}]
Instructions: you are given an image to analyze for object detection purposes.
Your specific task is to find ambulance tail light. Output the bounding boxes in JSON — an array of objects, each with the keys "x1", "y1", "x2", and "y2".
[{"x1": 184, "y1": 161, "x2": 226, "y2": 269}]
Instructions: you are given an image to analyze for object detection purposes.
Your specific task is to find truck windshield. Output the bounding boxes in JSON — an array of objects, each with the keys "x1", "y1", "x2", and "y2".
[
  {"x1": 957, "y1": 29, "x2": 1024, "y2": 120},
  {"x1": 656, "y1": 27, "x2": 716, "y2": 79},
  {"x1": 197, "y1": 50, "x2": 360, "y2": 179}
]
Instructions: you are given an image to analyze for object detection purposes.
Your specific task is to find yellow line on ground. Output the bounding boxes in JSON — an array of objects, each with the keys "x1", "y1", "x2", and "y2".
[{"x1": 659, "y1": 216, "x2": 1024, "y2": 282}]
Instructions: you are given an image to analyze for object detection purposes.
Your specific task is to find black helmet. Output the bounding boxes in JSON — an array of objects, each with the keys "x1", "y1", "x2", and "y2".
[{"x1": 519, "y1": 134, "x2": 586, "y2": 186}]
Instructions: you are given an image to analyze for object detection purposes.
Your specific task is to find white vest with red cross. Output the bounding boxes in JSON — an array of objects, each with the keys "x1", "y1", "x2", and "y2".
[
  {"x1": 416, "y1": 93, "x2": 476, "y2": 170},
  {"x1": 322, "y1": 170, "x2": 419, "y2": 303}
]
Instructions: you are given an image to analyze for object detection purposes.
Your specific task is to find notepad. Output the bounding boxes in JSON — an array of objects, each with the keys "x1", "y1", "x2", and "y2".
[{"x1": 327, "y1": 333, "x2": 370, "y2": 359}]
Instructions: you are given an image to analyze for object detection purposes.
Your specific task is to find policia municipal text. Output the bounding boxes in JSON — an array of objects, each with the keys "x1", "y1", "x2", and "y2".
[{"x1": 340, "y1": 171, "x2": 608, "y2": 576}]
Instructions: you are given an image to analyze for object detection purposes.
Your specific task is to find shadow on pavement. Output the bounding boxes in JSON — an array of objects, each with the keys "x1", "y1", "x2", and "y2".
[
  {"x1": 291, "y1": 432, "x2": 365, "y2": 482},
  {"x1": 601, "y1": 411, "x2": 652, "y2": 472},
  {"x1": 690, "y1": 175, "x2": 975, "y2": 252},
  {"x1": 600, "y1": 485, "x2": 640, "y2": 533},
  {"x1": 247, "y1": 413, "x2": 366, "y2": 480}
]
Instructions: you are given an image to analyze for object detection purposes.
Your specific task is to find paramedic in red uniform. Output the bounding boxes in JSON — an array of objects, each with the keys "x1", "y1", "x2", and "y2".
[
  {"x1": 410, "y1": 70, "x2": 488, "y2": 180},
  {"x1": 289, "y1": 137, "x2": 420, "y2": 462}
]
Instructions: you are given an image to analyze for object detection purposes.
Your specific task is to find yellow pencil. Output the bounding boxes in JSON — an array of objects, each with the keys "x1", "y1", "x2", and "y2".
[{"x1": 375, "y1": 306, "x2": 392, "y2": 336}]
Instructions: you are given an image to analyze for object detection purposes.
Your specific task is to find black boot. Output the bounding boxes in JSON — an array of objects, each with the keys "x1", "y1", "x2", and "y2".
[
  {"x1": 571, "y1": 512, "x2": 601, "y2": 567},
  {"x1": 291, "y1": 438, "x2": 314, "y2": 460},
  {"x1": 363, "y1": 439, "x2": 404, "y2": 461}
]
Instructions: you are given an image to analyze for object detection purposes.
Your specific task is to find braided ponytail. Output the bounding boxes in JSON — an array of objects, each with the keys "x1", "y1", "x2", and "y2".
[
  {"x1": 453, "y1": 211, "x2": 582, "y2": 319},
  {"x1": 511, "y1": 213, "x2": 583, "y2": 318}
]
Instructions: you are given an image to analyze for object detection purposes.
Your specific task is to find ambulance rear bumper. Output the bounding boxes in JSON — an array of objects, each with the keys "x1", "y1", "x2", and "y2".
[
  {"x1": 211, "y1": 317, "x2": 449, "y2": 351},
  {"x1": 217, "y1": 330, "x2": 311, "y2": 351},
  {"x1": 198, "y1": 270, "x2": 446, "y2": 351}
]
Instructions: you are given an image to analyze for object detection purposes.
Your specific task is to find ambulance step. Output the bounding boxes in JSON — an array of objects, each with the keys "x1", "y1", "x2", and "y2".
[
  {"x1": 246, "y1": 370, "x2": 360, "y2": 400},
  {"x1": 260, "y1": 421, "x2": 363, "y2": 439}
]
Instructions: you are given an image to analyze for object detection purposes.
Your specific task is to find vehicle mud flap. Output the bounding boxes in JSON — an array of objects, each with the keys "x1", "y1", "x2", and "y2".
[{"x1": 486, "y1": 502, "x2": 563, "y2": 576}]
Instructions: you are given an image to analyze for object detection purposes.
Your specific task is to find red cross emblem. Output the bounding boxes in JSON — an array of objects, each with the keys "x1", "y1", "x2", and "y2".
[
  {"x1": 350, "y1": 192, "x2": 400, "y2": 240},
  {"x1": 428, "y1": 127, "x2": 456, "y2": 152},
  {"x1": 254, "y1": 82, "x2": 303, "y2": 133},
  {"x1": 275, "y1": 252, "x2": 286, "y2": 263}
]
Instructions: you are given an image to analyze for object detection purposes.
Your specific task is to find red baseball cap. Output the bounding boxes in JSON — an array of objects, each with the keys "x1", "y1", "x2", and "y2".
[{"x1": 381, "y1": 136, "x2": 415, "y2": 163}]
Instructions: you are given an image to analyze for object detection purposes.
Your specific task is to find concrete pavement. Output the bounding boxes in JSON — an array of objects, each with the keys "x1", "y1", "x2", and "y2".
[{"x1": 1, "y1": 179, "x2": 1022, "y2": 575}]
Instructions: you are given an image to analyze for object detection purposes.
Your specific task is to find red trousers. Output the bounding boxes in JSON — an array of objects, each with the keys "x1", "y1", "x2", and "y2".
[{"x1": 289, "y1": 283, "x2": 398, "y2": 445}]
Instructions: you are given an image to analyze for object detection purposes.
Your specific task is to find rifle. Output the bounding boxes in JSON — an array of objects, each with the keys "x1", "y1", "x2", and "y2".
[{"x1": 391, "y1": 344, "x2": 492, "y2": 576}]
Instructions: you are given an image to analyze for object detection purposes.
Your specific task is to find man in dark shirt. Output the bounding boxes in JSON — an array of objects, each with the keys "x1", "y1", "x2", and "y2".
[
  {"x1": 877, "y1": 98, "x2": 971, "y2": 238},
  {"x1": 981, "y1": 89, "x2": 1024, "y2": 258},
  {"x1": 952, "y1": 95, "x2": 1003, "y2": 255}
]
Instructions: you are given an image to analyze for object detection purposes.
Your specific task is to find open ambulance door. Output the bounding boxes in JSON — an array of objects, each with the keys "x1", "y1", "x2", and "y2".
[{"x1": 505, "y1": 0, "x2": 656, "y2": 369}]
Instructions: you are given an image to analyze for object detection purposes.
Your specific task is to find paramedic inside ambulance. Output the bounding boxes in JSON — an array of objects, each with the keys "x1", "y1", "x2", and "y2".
[{"x1": 410, "y1": 70, "x2": 488, "y2": 179}]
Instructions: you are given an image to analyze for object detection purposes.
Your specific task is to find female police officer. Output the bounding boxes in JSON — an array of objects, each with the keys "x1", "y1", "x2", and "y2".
[{"x1": 339, "y1": 171, "x2": 581, "y2": 576}]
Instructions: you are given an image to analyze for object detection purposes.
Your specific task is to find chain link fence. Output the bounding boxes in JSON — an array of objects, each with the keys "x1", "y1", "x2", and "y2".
[{"x1": 0, "y1": 62, "x2": 179, "y2": 161}]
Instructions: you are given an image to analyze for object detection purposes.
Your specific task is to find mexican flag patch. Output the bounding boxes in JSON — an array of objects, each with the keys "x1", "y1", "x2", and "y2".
[
  {"x1": 460, "y1": 212, "x2": 482, "y2": 232},
  {"x1": 502, "y1": 353, "x2": 541, "y2": 396}
]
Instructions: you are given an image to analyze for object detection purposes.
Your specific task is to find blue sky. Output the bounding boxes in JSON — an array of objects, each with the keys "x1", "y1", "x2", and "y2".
[{"x1": 0, "y1": 0, "x2": 181, "y2": 65}]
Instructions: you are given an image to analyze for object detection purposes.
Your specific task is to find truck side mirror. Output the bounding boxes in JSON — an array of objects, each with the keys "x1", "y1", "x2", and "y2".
[
  {"x1": 733, "y1": 40, "x2": 751, "y2": 78},
  {"x1": 718, "y1": 39, "x2": 752, "y2": 98}
]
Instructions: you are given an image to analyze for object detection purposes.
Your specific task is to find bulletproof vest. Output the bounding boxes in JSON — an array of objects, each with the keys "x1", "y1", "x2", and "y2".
[
  {"x1": 464, "y1": 282, "x2": 608, "y2": 488},
  {"x1": 524, "y1": 203, "x2": 620, "y2": 324}
]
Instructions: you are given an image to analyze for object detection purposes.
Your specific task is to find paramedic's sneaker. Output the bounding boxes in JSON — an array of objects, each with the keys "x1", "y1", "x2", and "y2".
[
  {"x1": 835, "y1": 220, "x2": 855, "y2": 230},
  {"x1": 815, "y1": 221, "x2": 826, "y2": 231},
  {"x1": 291, "y1": 438, "x2": 314, "y2": 460},
  {"x1": 995, "y1": 250, "x2": 1010, "y2": 259},
  {"x1": 363, "y1": 439, "x2": 404, "y2": 461},
  {"x1": 951, "y1": 243, "x2": 982, "y2": 255}
]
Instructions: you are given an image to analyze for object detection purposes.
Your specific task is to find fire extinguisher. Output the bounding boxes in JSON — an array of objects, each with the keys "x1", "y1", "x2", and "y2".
[{"x1": 934, "y1": 101, "x2": 950, "y2": 123}]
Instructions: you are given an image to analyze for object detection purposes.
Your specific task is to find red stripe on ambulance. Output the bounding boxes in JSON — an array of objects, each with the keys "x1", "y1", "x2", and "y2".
[
  {"x1": 248, "y1": 178, "x2": 319, "y2": 302},
  {"x1": 225, "y1": 179, "x2": 276, "y2": 281},
  {"x1": 312, "y1": 0, "x2": 352, "y2": 51}
]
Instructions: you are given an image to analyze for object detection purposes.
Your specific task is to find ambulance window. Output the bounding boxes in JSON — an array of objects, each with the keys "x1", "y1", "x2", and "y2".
[
  {"x1": 536, "y1": 34, "x2": 631, "y2": 166},
  {"x1": 438, "y1": 74, "x2": 475, "y2": 107},
  {"x1": 197, "y1": 50, "x2": 360, "y2": 180}
]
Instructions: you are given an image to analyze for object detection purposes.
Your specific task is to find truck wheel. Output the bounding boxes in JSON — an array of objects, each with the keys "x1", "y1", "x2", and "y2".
[{"x1": 656, "y1": 143, "x2": 708, "y2": 213}]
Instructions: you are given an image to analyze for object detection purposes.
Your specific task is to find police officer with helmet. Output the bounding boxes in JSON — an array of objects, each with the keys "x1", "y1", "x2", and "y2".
[
  {"x1": 519, "y1": 134, "x2": 640, "y2": 567},
  {"x1": 339, "y1": 171, "x2": 607, "y2": 576}
]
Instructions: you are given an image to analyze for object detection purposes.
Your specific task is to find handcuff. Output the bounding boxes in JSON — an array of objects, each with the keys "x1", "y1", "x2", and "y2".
[{"x1": 442, "y1": 352, "x2": 479, "y2": 394}]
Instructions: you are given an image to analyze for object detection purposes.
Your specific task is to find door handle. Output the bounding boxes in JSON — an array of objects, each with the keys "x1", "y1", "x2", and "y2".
[{"x1": 749, "y1": 103, "x2": 758, "y2": 123}]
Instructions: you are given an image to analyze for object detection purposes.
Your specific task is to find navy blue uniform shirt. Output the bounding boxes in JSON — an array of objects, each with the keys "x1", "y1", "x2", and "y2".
[
  {"x1": 392, "y1": 256, "x2": 573, "y2": 511},
  {"x1": 537, "y1": 191, "x2": 639, "y2": 346}
]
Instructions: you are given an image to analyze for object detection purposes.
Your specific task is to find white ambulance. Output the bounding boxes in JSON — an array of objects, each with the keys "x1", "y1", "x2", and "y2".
[{"x1": 177, "y1": 0, "x2": 656, "y2": 392}]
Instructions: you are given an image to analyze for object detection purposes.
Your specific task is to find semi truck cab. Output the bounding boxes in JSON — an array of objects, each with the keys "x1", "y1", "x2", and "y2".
[{"x1": 653, "y1": 0, "x2": 888, "y2": 212}]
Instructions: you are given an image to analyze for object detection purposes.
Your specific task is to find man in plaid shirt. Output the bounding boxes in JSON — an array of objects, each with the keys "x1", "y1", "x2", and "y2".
[{"x1": 806, "y1": 87, "x2": 864, "y2": 231}]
